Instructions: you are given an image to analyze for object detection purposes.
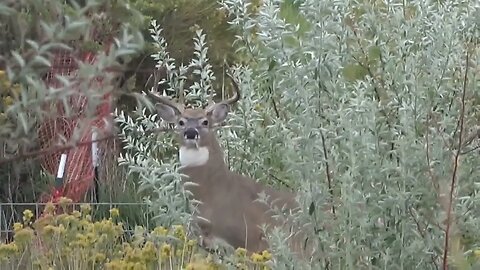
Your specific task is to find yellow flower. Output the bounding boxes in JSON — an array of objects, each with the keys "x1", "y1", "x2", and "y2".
[
  {"x1": 2, "y1": 96, "x2": 14, "y2": 106},
  {"x1": 152, "y1": 226, "x2": 168, "y2": 236},
  {"x1": 261, "y1": 250, "x2": 272, "y2": 260},
  {"x1": 22, "y1": 209, "x2": 34, "y2": 224},
  {"x1": 172, "y1": 225, "x2": 186, "y2": 241},
  {"x1": 72, "y1": 210, "x2": 81, "y2": 219},
  {"x1": 13, "y1": 222, "x2": 23, "y2": 232},
  {"x1": 55, "y1": 224, "x2": 67, "y2": 236},
  {"x1": 186, "y1": 262, "x2": 217, "y2": 270},
  {"x1": 80, "y1": 204, "x2": 91, "y2": 215},
  {"x1": 0, "y1": 76, "x2": 10, "y2": 90},
  {"x1": 44, "y1": 202, "x2": 56, "y2": 215},
  {"x1": 58, "y1": 197, "x2": 73, "y2": 208},
  {"x1": 133, "y1": 262, "x2": 146, "y2": 270},
  {"x1": 160, "y1": 243, "x2": 171, "y2": 258},
  {"x1": 105, "y1": 259, "x2": 125, "y2": 270},
  {"x1": 141, "y1": 241, "x2": 157, "y2": 261},
  {"x1": 85, "y1": 214, "x2": 92, "y2": 222},
  {"x1": 0, "y1": 243, "x2": 19, "y2": 258},
  {"x1": 235, "y1": 247, "x2": 247, "y2": 257},
  {"x1": 124, "y1": 247, "x2": 143, "y2": 263},
  {"x1": 85, "y1": 232, "x2": 96, "y2": 243},
  {"x1": 175, "y1": 249, "x2": 183, "y2": 258},
  {"x1": 109, "y1": 208, "x2": 120, "y2": 218},
  {"x1": 93, "y1": 252, "x2": 106, "y2": 263},
  {"x1": 250, "y1": 252, "x2": 264, "y2": 263},
  {"x1": 115, "y1": 223, "x2": 124, "y2": 236},
  {"x1": 69, "y1": 233, "x2": 93, "y2": 248},
  {"x1": 235, "y1": 263, "x2": 248, "y2": 270},
  {"x1": 13, "y1": 228, "x2": 34, "y2": 246},
  {"x1": 57, "y1": 213, "x2": 75, "y2": 226},
  {"x1": 61, "y1": 247, "x2": 72, "y2": 257},
  {"x1": 42, "y1": 225, "x2": 56, "y2": 236},
  {"x1": 187, "y1": 239, "x2": 197, "y2": 248}
]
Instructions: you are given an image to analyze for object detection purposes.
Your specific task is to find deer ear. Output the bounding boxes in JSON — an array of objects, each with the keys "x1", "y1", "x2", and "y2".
[
  {"x1": 156, "y1": 103, "x2": 179, "y2": 123},
  {"x1": 206, "y1": 103, "x2": 229, "y2": 124}
]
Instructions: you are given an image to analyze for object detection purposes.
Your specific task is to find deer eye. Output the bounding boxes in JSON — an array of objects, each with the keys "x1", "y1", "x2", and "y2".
[
  {"x1": 178, "y1": 120, "x2": 185, "y2": 126},
  {"x1": 202, "y1": 120, "x2": 209, "y2": 126}
]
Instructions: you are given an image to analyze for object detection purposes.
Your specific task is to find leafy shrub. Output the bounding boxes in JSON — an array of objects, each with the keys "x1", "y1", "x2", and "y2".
[
  {"x1": 0, "y1": 0, "x2": 145, "y2": 203},
  {"x1": 218, "y1": 0, "x2": 480, "y2": 269},
  {"x1": 121, "y1": 0, "x2": 480, "y2": 269},
  {"x1": 2, "y1": 0, "x2": 480, "y2": 269}
]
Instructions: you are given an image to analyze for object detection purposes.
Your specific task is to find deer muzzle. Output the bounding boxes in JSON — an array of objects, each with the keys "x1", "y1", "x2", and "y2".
[{"x1": 184, "y1": 128, "x2": 199, "y2": 141}]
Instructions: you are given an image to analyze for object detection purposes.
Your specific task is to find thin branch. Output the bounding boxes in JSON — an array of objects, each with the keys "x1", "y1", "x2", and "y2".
[
  {"x1": 268, "y1": 173, "x2": 292, "y2": 190},
  {"x1": 460, "y1": 144, "x2": 480, "y2": 155},
  {"x1": 0, "y1": 127, "x2": 171, "y2": 166},
  {"x1": 319, "y1": 129, "x2": 335, "y2": 216},
  {"x1": 269, "y1": 85, "x2": 281, "y2": 119},
  {"x1": 425, "y1": 112, "x2": 440, "y2": 193},
  {"x1": 442, "y1": 46, "x2": 470, "y2": 270},
  {"x1": 461, "y1": 127, "x2": 480, "y2": 148},
  {"x1": 408, "y1": 207, "x2": 439, "y2": 270}
]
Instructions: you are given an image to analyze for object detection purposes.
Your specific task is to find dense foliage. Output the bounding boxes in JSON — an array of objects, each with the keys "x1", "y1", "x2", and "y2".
[
  {"x1": 121, "y1": 0, "x2": 479, "y2": 269},
  {"x1": 0, "y1": 0, "x2": 145, "y2": 205},
  {"x1": 217, "y1": 0, "x2": 479, "y2": 269}
]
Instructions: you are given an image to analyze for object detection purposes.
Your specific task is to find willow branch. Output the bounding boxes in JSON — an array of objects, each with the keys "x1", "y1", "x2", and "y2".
[
  {"x1": 0, "y1": 127, "x2": 171, "y2": 165},
  {"x1": 442, "y1": 45, "x2": 470, "y2": 270}
]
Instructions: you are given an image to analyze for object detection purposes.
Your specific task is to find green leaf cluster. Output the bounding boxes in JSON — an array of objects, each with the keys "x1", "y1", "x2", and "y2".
[{"x1": 0, "y1": 0, "x2": 145, "y2": 205}]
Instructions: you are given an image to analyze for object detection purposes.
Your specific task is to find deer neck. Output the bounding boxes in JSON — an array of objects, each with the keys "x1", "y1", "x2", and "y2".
[{"x1": 178, "y1": 134, "x2": 226, "y2": 171}]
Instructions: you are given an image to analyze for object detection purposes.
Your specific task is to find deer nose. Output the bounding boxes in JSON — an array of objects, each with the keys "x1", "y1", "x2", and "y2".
[{"x1": 184, "y1": 128, "x2": 199, "y2": 140}]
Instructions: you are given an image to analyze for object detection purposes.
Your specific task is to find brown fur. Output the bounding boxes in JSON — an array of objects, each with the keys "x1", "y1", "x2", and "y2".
[
  {"x1": 148, "y1": 75, "x2": 314, "y2": 258},
  {"x1": 179, "y1": 133, "x2": 302, "y2": 253}
]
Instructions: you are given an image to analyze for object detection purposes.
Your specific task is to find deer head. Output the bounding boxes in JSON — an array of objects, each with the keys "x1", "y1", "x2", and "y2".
[{"x1": 146, "y1": 73, "x2": 239, "y2": 168}]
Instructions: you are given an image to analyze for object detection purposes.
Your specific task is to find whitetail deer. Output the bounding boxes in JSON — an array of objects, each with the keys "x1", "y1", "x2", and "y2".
[{"x1": 147, "y1": 73, "x2": 313, "y2": 257}]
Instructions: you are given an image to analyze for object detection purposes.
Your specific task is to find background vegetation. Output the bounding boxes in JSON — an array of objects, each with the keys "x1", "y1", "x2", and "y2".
[{"x1": 1, "y1": 0, "x2": 479, "y2": 269}]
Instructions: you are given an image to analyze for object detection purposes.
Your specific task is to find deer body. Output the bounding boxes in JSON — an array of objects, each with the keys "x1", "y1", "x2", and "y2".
[
  {"x1": 178, "y1": 134, "x2": 298, "y2": 252},
  {"x1": 147, "y1": 73, "x2": 311, "y2": 256}
]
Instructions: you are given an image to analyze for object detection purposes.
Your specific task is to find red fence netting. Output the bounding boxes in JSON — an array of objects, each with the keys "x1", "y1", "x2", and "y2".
[{"x1": 37, "y1": 46, "x2": 115, "y2": 205}]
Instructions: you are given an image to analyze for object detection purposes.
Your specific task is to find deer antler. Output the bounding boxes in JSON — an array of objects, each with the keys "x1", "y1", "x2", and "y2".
[
  {"x1": 145, "y1": 66, "x2": 184, "y2": 114},
  {"x1": 178, "y1": 77, "x2": 186, "y2": 106},
  {"x1": 146, "y1": 91, "x2": 184, "y2": 114},
  {"x1": 222, "y1": 71, "x2": 241, "y2": 106},
  {"x1": 207, "y1": 75, "x2": 214, "y2": 108}
]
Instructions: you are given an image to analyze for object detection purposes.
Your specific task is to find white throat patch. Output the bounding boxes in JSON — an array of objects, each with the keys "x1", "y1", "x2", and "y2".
[{"x1": 179, "y1": 146, "x2": 209, "y2": 167}]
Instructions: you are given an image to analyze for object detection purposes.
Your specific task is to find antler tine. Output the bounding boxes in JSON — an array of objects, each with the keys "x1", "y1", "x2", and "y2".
[
  {"x1": 204, "y1": 73, "x2": 216, "y2": 109},
  {"x1": 222, "y1": 72, "x2": 241, "y2": 105},
  {"x1": 179, "y1": 81, "x2": 185, "y2": 106},
  {"x1": 207, "y1": 88, "x2": 214, "y2": 108},
  {"x1": 146, "y1": 91, "x2": 183, "y2": 114},
  {"x1": 145, "y1": 67, "x2": 184, "y2": 113}
]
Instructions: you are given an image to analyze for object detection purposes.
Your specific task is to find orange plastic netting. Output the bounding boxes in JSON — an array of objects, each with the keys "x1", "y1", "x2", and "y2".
[{"x1": 38, "y1": 50, "x2": 114, "y2": 204}]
